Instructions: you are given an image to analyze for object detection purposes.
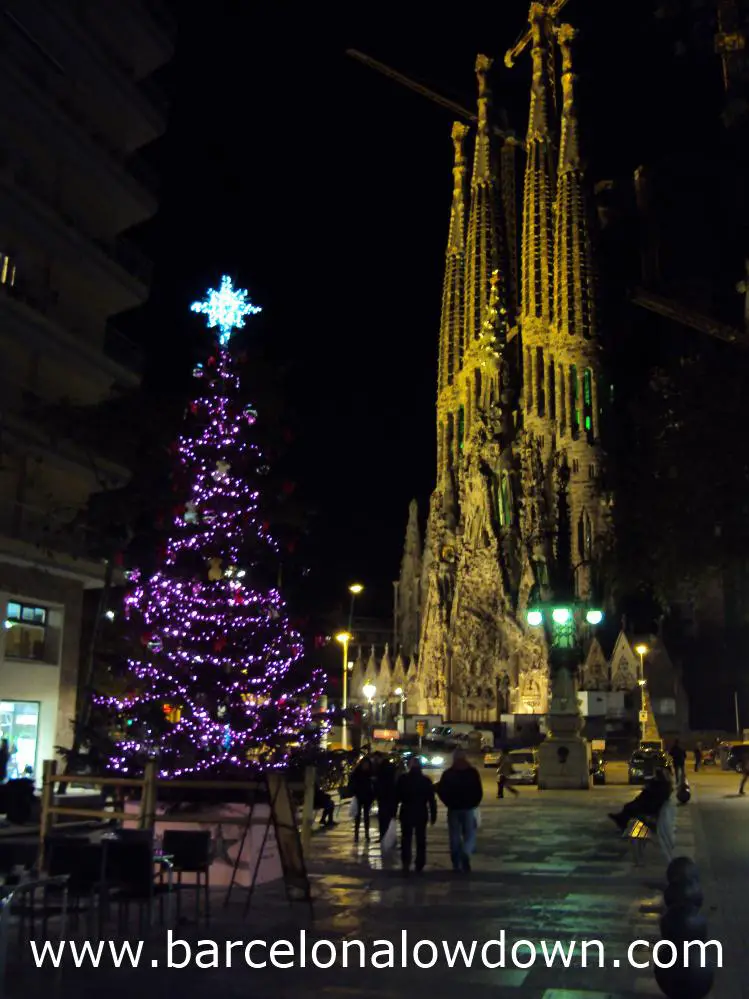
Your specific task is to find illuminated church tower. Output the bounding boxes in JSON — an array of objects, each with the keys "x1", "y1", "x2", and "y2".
[{"x1": 408, "y1": 6, "x2": 612, "y2": 721}]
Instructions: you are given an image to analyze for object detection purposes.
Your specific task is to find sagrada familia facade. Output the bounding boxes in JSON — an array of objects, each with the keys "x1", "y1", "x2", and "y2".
[{"x1": 390, "y1": 8, "x2": 613, "y2": 722}]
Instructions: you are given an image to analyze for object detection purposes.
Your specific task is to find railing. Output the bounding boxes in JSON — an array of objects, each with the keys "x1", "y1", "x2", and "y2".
[
  {"x1": 0, "y1": 498, "x2": 102, "y2": 564},
  {"x1": 3, "y1": 148, "x2": 154, "y2": 285},
  {"x1": 104, "y1": 324, "x2": 144, "y2": 375},
  {"x1": 38, "y1": 760, "x2": 317, "y2": 871}
]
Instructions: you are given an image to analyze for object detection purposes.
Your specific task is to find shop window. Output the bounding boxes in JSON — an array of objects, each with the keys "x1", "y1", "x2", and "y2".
[
  {"x1": 4, "y1": 601, "x2": 48, "y2": 660},
  {"x1": 0, "y1": 701, "x2": 40, "y2": 778}
]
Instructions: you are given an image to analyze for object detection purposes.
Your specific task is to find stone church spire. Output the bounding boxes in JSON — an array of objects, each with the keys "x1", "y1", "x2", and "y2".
[
  {"x1": 395, "y1": 499, "x2": 422, "y2": 659},
  {"x1": 463, "y1": 56, "x2": 507, "y2": 359},
  {"x1": 438, "y1": 123, "x2": 469, "y2": 396},
  {"x1": 554, "y1": 24, "x2": 596, "y2": 341},
  {"x1": 551, "y1": 24, "x2": 608, "y2": 598},
  {"x1": 521, "y1": 3, "x2": 556, "y2": 326}
]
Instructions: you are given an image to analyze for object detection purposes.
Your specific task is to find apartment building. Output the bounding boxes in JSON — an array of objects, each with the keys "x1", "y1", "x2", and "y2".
[{"x1": 0, "y1": 1, "x2": 173, "y2": 777}]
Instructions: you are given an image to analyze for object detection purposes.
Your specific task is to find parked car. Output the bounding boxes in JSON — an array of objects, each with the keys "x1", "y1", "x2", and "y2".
[
  {"x1": 483, "y1": 747, "x2": 502, "y2": 768},
  {"x1": 590, "y1": 754, "x2": 606, "y2": 785},
  {"x1": 506, "y1": 749, "x2": 539, "y2": 785},
  {"x1": 628, "y1": 748, "x2": 671, "y2": 784}
]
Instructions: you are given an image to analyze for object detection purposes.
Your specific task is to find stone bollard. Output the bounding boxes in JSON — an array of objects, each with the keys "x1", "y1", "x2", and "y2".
[{"x1": 654, "y1": 857, "x2": 714, "y2": 999}]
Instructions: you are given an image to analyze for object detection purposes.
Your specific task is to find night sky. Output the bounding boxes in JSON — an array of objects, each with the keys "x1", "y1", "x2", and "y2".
[{"x1": 124, "y1": 2, "x2": 716, "y2": 620}]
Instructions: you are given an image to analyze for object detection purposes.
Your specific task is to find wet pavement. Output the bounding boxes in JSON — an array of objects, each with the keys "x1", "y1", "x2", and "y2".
[{"x1": 10, "y1": 769, "x2": 714, "y2": 999}]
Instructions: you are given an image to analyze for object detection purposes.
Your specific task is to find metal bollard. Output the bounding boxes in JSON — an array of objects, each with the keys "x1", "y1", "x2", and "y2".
[{"x1": 654, "y1": 857, "x2": 715, "y2": 999}]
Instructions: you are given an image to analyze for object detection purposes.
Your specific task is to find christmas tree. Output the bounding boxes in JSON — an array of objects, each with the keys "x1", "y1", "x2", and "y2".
[{"x1": 99, "y1": 276, "x2": 322, "y2": 777}]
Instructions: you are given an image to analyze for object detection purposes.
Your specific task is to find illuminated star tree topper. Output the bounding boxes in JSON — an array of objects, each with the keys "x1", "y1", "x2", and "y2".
[{"x1": 190, "y1": 274, "x2": 262, "y2": 346}]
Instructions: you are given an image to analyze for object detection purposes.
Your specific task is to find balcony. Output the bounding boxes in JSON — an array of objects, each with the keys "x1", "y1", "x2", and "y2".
[
  {"x1": 0, "y1": 146, "x2": 152, "y2": 303},
  {"x1": 104, "y1": 324, "x2": 144, "y2": 376},
  {"x1": 0, "y1": 497, "x2": 108, "y2": 584},
  {"x1": 0, "y1": 281, "x2": 141, "y2": 392}
]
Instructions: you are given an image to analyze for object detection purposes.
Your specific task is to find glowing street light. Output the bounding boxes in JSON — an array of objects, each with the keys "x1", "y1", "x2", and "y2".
[
  {"x1": 585, "y1": 609, "x2": 603, "y2": 626},
  {"x1": 362, "y1": 681, "x2": 376, "y2": 703},
  {"x1": 349, "y1": 583, "x2": 364, "y2": 596},
  {"x1": 336, "y1": 630, "x2": 353, "y2": 750},
  {"x1": 634, "y1": 644, "x2": 649, "y2": 743},
  {"x1": 527, "y1": 609, "x2": 543, "y2": 627},
  {"x1": 552, "y1": 607, "x2": 571, "y2": 625}
]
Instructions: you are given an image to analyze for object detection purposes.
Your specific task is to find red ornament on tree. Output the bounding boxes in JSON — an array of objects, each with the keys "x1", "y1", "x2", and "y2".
[{"x1": 213, "y1": 636, "x2": 228, "y2": 652}]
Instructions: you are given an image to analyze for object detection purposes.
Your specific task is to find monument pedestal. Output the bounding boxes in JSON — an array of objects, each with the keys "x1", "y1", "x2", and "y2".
[
  {"x1": 537, "y1": 714, "x2": 592, "y2": 789},
  {"x1": 537, "y1": 664, "x2": 591, "y2": 790}
]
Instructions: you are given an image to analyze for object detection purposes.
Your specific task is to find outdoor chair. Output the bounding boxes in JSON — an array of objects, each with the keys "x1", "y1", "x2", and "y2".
[
  {"x1": 101, "y1": 838, "x2": 173, "y2": 933},
  {"x1": 44, "y1": 836, "x2": 103, "y2": 934},
  {"x1": 161, "y1": 830, "x2": 211, "y2": 923}
]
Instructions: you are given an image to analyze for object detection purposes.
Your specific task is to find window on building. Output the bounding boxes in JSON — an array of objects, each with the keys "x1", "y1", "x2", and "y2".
[
  {"x1": 582, "y1": 368, "x2": 594, "y2": 441},
  {"x1": 558, "y1": 363, "x2": 566, "y2": 434},
  {"x1": 570, "y1": 365, "x2": 580, "y2": 437},
  {"x1": 548, "y1": 359, "x2": 556, "y2": 421},
  {"x1": 475, "y1": 369, "x2": 482, "y2": 407},
  {"x1": 0, "y1": 253, "x2": 16, "y2": 287},
  {"x1": 5, "y1": 602, "x2": 47, "y2": 660},
  {"x1": 525, "y1": 348, "x2": 533, "y2": 411},
  {"x1": 0, "y1": 701, "x2": 40, "y2": 778},
  {"x1": 499, "y1": 471, "x2": 512, "y2": 527},
  {"x1": 572, "y1": 459, "x2": 580, "y2": 474},
  {"x1": 536, "y1": 347, "x2": 545, "y2": 416},
  {"x1": 457, "y1": 405, "x2": 465, "y2": 453},
  {"x1": 577, "y1": 512, "x2": 593, "y2": 560}
]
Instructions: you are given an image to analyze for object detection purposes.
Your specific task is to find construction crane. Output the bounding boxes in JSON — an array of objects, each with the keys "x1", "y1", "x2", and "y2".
[
  {"x1": 631, "y1": 288, "x2": 747, "y2": 349},
  {"x1": 504, "y1": 0, "x2": 572, "y2": 67},
  {"x1": 345, "y1": 49, "x2": 522, "y2": 146}
]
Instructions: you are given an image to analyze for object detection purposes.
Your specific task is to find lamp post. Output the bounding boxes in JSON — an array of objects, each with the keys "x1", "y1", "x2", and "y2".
[
  {"x1": 362, "y1": 682, "x2": 376, "y2": 746},
  {"x1": 335, "y1": 630, "x2": 353, "y2": 750},
  {"x1": 347, "y1": 583, "x2": 363, "y2": 633},
  {"x1": 635, "y1": 643, "x2": 648, "y2": 745},
  {"x1": 394, "y1": 686, "x2": 406, "y2": 730},
  {"x1": 526, "y1": 600, "x2": 604, "y2": 789}
]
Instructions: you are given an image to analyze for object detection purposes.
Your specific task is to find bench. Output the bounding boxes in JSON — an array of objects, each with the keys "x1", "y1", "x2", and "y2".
[{"x1": 624, "y1": 818, "x2": 655, "y2": 864}]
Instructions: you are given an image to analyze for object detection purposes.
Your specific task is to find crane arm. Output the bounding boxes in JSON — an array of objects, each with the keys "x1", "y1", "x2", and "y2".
[
  {"x1": 631, "y1": 288, "x2": 747, "y2": 349},
  {"x1": 504, "y1": 0, "x2": 572, "y2": 67},
  {"x1": 346, "y1": 49, "x2": 521, "y2": 145}
]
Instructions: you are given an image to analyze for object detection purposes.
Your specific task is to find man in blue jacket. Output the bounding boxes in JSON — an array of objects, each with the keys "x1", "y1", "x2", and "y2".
[{"x1": 436, "y1": 748, "x2": 483, "y2": 872}]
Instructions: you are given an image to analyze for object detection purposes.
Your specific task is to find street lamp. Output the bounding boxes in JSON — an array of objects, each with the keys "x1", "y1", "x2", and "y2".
[
  {"x1": 635, "y1": 643, "x2": 648, "y2": 744},
  {"x1": 336, "y1": 630, "x2": 353, "y2": 750},
  {"x1": 394, "y1": 686, "x2": 406, "y2": 726},
  {"x1": 362, "y1": 682, "x2": 376, "y2": 746},
  {"x1": 347, "y1": 583, "x2": 364, "y2": 632}
]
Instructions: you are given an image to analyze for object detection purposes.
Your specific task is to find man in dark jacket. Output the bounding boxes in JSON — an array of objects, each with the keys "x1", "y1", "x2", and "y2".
[
  {"x1": 670, "y1": 740, "x2": 686, "y2": 786},
  {"x1": 373, "y1": 752, "x2": 398, "y2": 842},
  {"x1": 395, "y1": 756, "x2": 437, "y2": 874},
  {"x1": 436, "y1": 748, "x2": 483, "y2": 872},
  {"x1": 608, "y1": 768, "x2": 673, "y2": 830}
]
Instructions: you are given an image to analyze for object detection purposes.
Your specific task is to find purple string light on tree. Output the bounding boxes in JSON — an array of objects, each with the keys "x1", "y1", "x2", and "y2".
[{"x1": 97, "y1": 276, "x2": 323, "y2": 777}]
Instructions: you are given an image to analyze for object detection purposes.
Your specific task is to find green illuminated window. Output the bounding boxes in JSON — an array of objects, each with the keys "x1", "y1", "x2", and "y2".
[
  {"x1": 582, "y1": 369, "x2": 594, "y2": 441},
  {"x1": 457, "y1": 405, "x2": 465, "y2": 453}
]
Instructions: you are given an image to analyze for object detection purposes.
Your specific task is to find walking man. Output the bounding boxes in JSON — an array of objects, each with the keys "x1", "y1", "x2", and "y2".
[
  {"x1": 437, "y1": 748, "x2": 483, "y2": 873},
  {"x1": 670, "y1": 739, "x2": 686, "y2": 786},
  {"x1": 373, "y1": 752, "x2": 398, "y2": 842},
  {"x1": 395, "y1": 756, "x2": 437, "y2": 875},
  {"x1": 497, "y1": 750, "x2": 519, "y2": 799},
  {"x1": 739, "y1": 755, "x2": 749, "y2": 795}
]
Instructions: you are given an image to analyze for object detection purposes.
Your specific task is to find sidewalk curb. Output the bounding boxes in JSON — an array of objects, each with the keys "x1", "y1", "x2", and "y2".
[{"x1": 690, "y1": 790, "x2": 743, "y2": 999}]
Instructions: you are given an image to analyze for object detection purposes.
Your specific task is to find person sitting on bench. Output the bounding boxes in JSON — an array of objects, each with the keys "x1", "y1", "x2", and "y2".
[
  {"x1": 608, "y1": 767, "x2": 672, "y2": 831},
  {"x1": 314, "y1": 784, "x2": 337, "y2": 827}
]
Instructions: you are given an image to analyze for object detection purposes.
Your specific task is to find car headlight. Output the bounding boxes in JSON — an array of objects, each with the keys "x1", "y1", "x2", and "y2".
[
  {"x1": 431, "y1": 756, "x2": 444, "y2": 766},
  {"x1": 630, "y1": 767, "x2": 642, "y2": 775},
  {"x1": 419, "y1": 755, "x2": 428, "y2": 764}
]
